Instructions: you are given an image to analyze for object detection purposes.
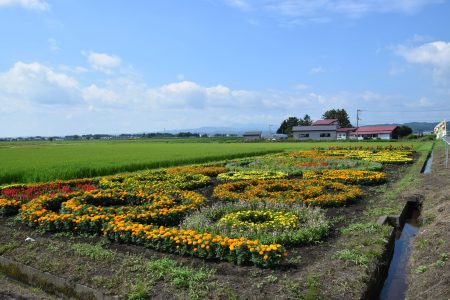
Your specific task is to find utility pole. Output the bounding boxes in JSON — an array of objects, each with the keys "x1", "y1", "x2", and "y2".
[
  {"x1": 268, "y1": 124, "x2": 273, "y2": 136},
  {"x1": 356, "y1": 109, "x2": 362, "y2": 128}
]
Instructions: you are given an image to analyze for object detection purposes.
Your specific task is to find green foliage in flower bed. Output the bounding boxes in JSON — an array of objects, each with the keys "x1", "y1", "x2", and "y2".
[
  {"x1": 225, "y1": 155, "x2": 383, "y2": 176},
  {"x1": 99, "y1": 170, "x2": 212, "y2": 190},
  {"x1": 181, "y1": 201, "x2": 330, "y2": 246}
]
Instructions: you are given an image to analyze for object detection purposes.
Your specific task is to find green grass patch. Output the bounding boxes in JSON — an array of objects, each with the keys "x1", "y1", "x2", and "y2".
[
  {"x1": 333, "y1": 249, "x2": 370, "y2": 267},
  {"x1": 70, "y1": 242, "x2": 115, "y2": 261},
  {"x1": 127, "y1": 281, "x2": 150, "y2": 300},
  {"x1": 0, "y1": 241, "x2": 18, "y2": 255},
  {"x1": 340, "y1": 222, "x2": 380, "y2": 234},
  {"x1": 145, "y1": 258, "x2": 213, "y2": 290}
]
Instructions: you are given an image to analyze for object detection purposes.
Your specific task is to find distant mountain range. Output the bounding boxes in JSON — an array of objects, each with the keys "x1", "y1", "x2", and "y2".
[{"x1": 166, "y1": 124, "x2": 272, "y2": 135}]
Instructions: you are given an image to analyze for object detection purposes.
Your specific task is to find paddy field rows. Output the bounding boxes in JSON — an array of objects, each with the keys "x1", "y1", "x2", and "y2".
[{"x1": 0, "y1": 139, "x2": 429, "y2": 184}]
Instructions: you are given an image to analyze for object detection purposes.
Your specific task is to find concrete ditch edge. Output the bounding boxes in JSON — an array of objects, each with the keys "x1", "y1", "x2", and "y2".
[
  {"x1": 0, "y1": 256, "x2": 120, "y2": 300},
  {"x1": 361, "y1": 194, "x2": 424, "y2": 300}
]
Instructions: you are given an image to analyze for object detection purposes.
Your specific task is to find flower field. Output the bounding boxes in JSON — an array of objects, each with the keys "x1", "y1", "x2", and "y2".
[
  {"x1": 303, "y1": 169, "x2": 386, "y2": 185},
  {"x1": 0, "y1": 145, "x2": 416, "y2": 268}
]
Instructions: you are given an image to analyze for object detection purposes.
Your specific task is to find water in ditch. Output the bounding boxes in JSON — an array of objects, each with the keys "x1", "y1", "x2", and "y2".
[
  {"x1": 379, "y1": 208, "x2": 420, "y2": 300},
  {"x1": 422, "y1": 151, "x2": 434, "y2": 174}
]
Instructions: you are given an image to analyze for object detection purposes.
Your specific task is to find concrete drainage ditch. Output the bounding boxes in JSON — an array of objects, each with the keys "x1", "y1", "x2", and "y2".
[
  {"x1": 0, "y1": 256, "x2": 119, "y2": 300},
  {"x1": 379, "y1": 202, "x2": 421, "y2": 300},
  {"x1": 366, "y1": 150, "x2": 433, "y2": 300}
]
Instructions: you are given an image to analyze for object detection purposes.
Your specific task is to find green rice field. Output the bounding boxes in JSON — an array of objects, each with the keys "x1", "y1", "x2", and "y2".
[{"x1": 0, "y1": 139, "x2": 430, "y2": 184}]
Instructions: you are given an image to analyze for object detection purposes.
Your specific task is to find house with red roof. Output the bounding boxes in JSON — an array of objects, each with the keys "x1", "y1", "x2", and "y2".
[
  {"x1": 311, "y1": 119, "x2": 339, "y2": 126},
  {"x1": 350, "y1": 126, "x2": 399, "y2": 140},
  {"x1": 292, "y1": 119, "x2": 340, "y2": 140},
  {"x1": 292, "y1": 119, "x2": 399, "y2": 140}
]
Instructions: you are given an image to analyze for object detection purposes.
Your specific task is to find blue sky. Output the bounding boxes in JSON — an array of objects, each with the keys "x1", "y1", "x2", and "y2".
[{"x1": 1, "y1": 0, "x2": 450, "y2": 136}]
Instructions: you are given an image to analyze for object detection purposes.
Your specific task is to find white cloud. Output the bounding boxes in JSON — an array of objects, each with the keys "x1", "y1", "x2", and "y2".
[
  {"x1": 59, "y1": 65, "x2": 89, "y2": 74},
  {"x1": 149, "y1": 81, "x2": 214, "y2": 109},
  {"x1": 396, "y1": 41, "x2": 450, "y2": 85},
  {"x1": 82, "y1": 85, "x2": 121, "y2": 105},
  {"x1": 84, "y1": 51, "x2": 122, "y2": 73},
  {"x1": 0, "y1": 61, "x2": 80, "y2": 107},
  {"x1": 0, "y1": 0, "x2": 49, "y2": 10},
  {"x1": 1, "y1": 60, "x2": 449, "y2": 136},
  {"x1": 396, "y1": 41, "x2": 450, "y2": 66}
]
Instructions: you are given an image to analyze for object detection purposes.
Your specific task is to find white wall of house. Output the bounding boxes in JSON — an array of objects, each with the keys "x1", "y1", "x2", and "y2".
[
  {"x1": 293, "y1": 131, "x2": 337, "y2": 140},
  {"x1": 378, "y1": 133, "x2": 391, "y2": 140},
  {"x1": 337, "y1": 133, "x2": 347, "y2": 140},
  {"x1": 355, "y1": 133, "x2": 392, "y2": 140}
]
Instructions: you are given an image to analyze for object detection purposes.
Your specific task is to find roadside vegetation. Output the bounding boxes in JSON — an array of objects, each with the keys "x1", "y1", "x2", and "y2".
[{"x1": 407, "y1": 142, "x2": 450, "y2": 299}]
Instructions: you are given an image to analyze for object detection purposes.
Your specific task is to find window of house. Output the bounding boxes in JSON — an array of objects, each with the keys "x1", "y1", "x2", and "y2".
[
  {"x1": 320, "y1": 133, "x2": 331, "y2": 137},
  {"x1": 299, "y1": 133, "x2": 309, "y2": 138}
]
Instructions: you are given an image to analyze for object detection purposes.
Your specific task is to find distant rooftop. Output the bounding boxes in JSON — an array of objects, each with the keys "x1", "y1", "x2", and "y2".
[
  {"x1": 312, "y1": 119, "x2": 339, "y2": 126},
  {"x1": 243, "y1": 131, "x2": 262, "y2": 136},
  {"x1": 354, "y1": 126, "x2": 398, "y2": 134},
  {"x1": 336, "y1": 127, "x2": 356, "y2": 132}
]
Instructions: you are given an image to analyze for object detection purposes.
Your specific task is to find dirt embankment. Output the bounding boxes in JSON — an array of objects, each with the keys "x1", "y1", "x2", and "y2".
[{"x1": 407, "y1": 144, "x2": 450, "y2": 299}]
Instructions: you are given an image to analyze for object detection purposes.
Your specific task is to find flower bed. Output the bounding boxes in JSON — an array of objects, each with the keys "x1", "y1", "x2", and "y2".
[
  {"x1": 303, "y1": 169, "x2": 386, "y2": 185},
  {"x1": 103, "y1": 219, "x2": 286, "y2": 267},
  {"x1": 0, "y1": 198, "x2": 22, "y2": 216},
  {"x1": 217, "y1": 170, "x2": 288, "y2": 182},
  {"x1": 19, "y1": 188, "x2": 206, "y2": 232},
  {"x1": 218, "y1": 210, "x2": 298, "y2": 231},
  {"x1": 225, "y1": 155, "x2": 382, "y2": 175},
  {"x1": 182, "y1": 201, "x2": 330, "y2": 246},
  {"x1": 166, "y1": 165, "x2": 227, "y2": 177},
  {"x1": 99, "y1": 170, "x2": 211, "y2": 190},
  {"x1": 1, "y1": 146, "x2": 416, "y2": 269},
  {"x1": 324, "y1": 150, "x2": 414, "y2": 164},
  {"x1": 213, "y1": 179, "x2": 362, "y2": 206},
  {"x1": 0, "y1": 179, "x2": 98, "y2": 216},
  {"x1": 324, "y1": 145, "x2": 413, "y2": 151},
  {"x1": 287, "y1": 149, "x2": 414, "y2": 164}
]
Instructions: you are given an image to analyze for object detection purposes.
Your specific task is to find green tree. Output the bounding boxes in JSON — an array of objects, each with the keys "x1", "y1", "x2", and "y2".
[
  {"x1": 298, "y1": 114, "x2": 312, "y2": 126},
  {"x1": 277, "y1": 117, "x2": 300, "y2": 136},
  {"x1": 322, "y1": 109, "x2": 352, "y2": 128},
  {"x1": 397, "y1": 125, "x2": 413, "y2": 138}
]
